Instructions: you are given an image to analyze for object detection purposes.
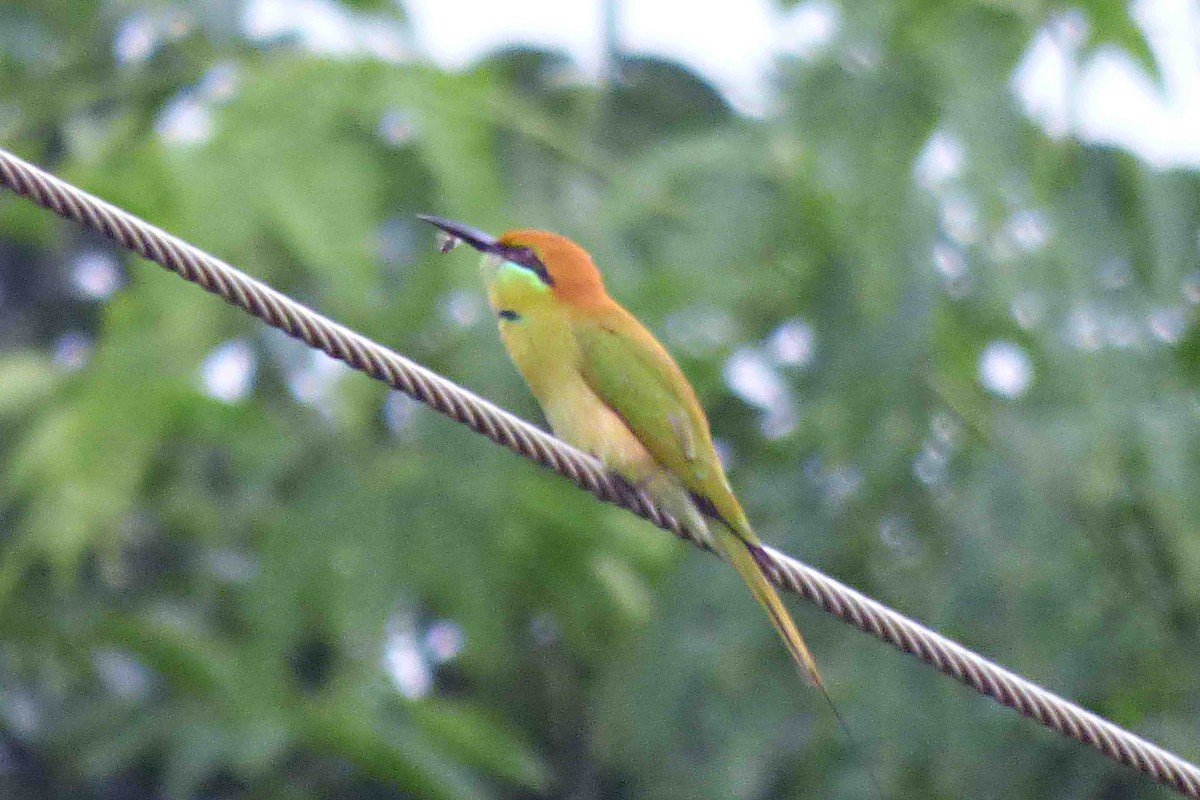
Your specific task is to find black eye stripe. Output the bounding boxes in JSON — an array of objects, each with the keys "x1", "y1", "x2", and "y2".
[
  {"x1": 502, "y1": 246, "x2": 553, "y2": 287},
  {"x1": 498, "y1": 309, "x2": 521, "y2": 321}
]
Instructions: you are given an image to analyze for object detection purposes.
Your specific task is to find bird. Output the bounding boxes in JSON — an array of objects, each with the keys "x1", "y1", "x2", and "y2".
[{"x1": 418, "y1": 214, "x2": 830, "y2": 696}]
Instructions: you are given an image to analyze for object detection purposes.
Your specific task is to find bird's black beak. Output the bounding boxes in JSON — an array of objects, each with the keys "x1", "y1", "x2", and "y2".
[
  {"x1": 416, "y1": 214, "x2": 501, "y2": 255},
  {"x1": 419, "y1": 214, "x2": 555, "y2": 287}
]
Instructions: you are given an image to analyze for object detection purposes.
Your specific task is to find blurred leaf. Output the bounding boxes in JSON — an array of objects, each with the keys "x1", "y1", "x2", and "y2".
[
  {"x1": 409, "y1": 699, "x2": 551, "y2": 791},
  {"x1": 1074, "y1": 0, "x2": 1158, "y2": 79},
  {"x1": 0, "y1": 351, "x2": 61, "y2": 419},
  {"x1": 304, "y1": 705, "x2": 496, "y2": 800}
]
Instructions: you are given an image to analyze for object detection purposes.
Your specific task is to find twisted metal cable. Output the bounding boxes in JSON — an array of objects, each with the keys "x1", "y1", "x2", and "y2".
[{"x1": 2, "y1": 146, "x2": 1197, "y2": 798}]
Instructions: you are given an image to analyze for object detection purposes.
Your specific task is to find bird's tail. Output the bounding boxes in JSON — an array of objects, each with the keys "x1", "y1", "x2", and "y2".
[
  {"x1": 720, "y1": 529, "x2": 883, "y2": 799},
  {"x1": 722, "y1": 532, "x2": 826, "y2": 689}
]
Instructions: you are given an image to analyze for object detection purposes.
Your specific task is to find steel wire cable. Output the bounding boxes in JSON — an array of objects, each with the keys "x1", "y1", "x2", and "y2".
[{"x1": 2, "y1": 146, "x2": 1198, "y2": 798}]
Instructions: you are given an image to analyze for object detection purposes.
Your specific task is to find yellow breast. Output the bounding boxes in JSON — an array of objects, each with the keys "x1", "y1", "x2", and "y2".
[{"x1": 493, "y1": 304, "x2": 656, "y2": 483}]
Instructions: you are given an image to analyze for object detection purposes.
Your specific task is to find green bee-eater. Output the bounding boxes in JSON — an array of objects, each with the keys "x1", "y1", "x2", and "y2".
[{"x1": 420, "y1": 215, "x2": 829, "y2": 696}]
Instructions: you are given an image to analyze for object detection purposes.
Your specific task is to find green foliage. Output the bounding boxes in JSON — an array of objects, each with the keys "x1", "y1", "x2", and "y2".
[{"x1": 1, "y1": 1, "x2": 1196, "y2": 799}]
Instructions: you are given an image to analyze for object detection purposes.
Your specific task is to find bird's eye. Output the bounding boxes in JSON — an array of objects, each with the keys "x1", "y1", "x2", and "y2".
[{"x1": 502, "y1": 246, "x2": 553, "y2": 287}]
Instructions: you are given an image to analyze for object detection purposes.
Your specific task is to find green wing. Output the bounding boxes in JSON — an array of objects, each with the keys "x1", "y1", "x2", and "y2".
[
  {"x1": 577, "y1": 314, "x2": 820, "y2": 686},
  {"x1": 574, "y1": 309, "x2": 744, "y2": 528}
]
